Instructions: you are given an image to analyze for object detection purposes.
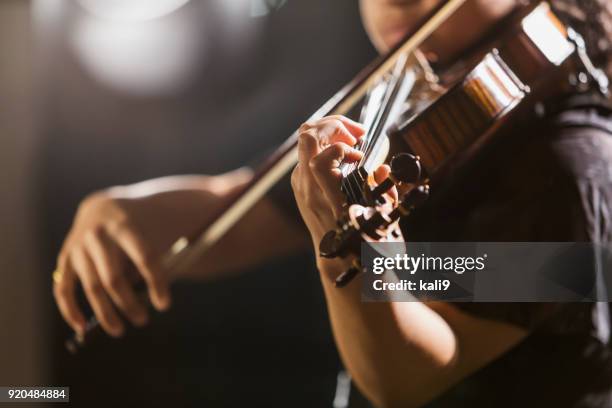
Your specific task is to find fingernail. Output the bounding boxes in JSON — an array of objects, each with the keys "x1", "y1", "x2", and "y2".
[
  {"x1": 157, "y1": 297, "x2": 171, "y2": 312},
  {"x1": 151, "y1": 295, "x2": 166, "y2": 312}
]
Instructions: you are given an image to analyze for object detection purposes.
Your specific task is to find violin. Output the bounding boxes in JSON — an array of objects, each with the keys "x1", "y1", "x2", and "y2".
[{"x1": 66, "y1": 0, "x2": 609, "y2": 353}]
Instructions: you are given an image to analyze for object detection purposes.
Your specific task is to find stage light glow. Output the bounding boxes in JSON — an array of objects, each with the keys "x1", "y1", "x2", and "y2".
[
  {"x1": 70, "y1": 14, "x2": 203, "y2": 96},
  {"x1": 251, "y1": 0, "x2": 287, "y2": 17},
  {"x1": 76, "y1": 0, "x2": 191, "y2": 23}
]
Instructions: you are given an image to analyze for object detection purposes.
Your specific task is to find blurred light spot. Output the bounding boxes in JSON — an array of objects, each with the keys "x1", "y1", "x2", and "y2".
[
  {"x1": 70, "y1": 14, "x2": 203, "y2": 96},
  {"x1": 31, "y1": 0, "x2": 65, "y2": 30},
  {"x1": 214, "y1": 0, "x2": 250, "y2": 21},
  {"x1": 31, "y1": 0, "x2": 62, "y2": 22},
  {"x1": 77, "y1": 0, "x2": 191, "y2": 22},
  {"x1": 251, "y1": 0, "x2": 287, "y2": 17}
]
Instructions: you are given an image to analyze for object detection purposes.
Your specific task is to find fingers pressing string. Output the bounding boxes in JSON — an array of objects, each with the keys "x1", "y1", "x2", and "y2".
[{"x1": 310, "y1": 143, "x2": 363, "y2": 216}]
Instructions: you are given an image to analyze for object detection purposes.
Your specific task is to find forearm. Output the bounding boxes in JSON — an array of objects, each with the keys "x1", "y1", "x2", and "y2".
[
  {"x1": 181, "y1": 196, "x2": 310, "y2": 280},
  {"x1": 107, "y1": 169, "x2": 309, "y2": 281},
  {"x1": 317, "y1": 257, "x2": 457, "y2": 407},
  {"x1": 105, "y1": 168, "x2": 253, "y2": 200}
]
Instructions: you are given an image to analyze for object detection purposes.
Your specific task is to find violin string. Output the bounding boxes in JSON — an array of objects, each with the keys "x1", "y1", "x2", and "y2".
[
  {"x1": 364, "y1": 74, "x2": 400, "y2": 161},
  {"x1": 341, "y1": 157, "x2": 360, "y2": 203},
  {"x1": 362, "y1": 87, "x2": 393, "y2": 165},
  {"x1": 349, "y1": 110, "x2": 380, "y2": 203},
  {"x1": 342, "y1": 175, "x2": 359, "y2": 204},
  {"x1": 359, "y1": 99, "x2": 385, "y2": 170},
  {"x1": 342, "y1": 58, "x2": 406, "y2": 204},
  {"x1": 362, "y1": 54, "x2": 410, "y2": 169},
  {"x1": 342, "y1": 82, "x2": 389, "y2": 204},
  {"x1": 341, "y1": 82, "x2": 381, "y2": 204}
]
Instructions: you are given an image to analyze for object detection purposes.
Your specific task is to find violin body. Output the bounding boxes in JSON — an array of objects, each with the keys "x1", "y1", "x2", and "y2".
[
  {"x1": 340, "y1": 2, "x2": 585, "y2": 207},
  {"x1": 390, "y1": 2, "x2": 581, "y2": 184}
]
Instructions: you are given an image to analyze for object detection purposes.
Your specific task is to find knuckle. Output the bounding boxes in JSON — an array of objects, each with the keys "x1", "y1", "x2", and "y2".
[
  {"x1": 309, "y1": 156, "x2": 321, "y2": 172},
  {"x1": 331, "y1": 143, "x2": 345, "y2": 156},
  {"x1": 299, "y1": 121, "x2": 313, "y2": 132},
  {"x1": 105, "y1": 216, "x2": 131, "y2": 240},
  {"x1": 83, "y1": 227, "x2": 102, "y2": 246},
  {"x1": 106, "y1": 216, "x2": 127, "y2": 233},
  {"x1": 104, "y1": 274, "x2": 123, "y2": 292},
  {"x1": 86, "y1": 281, "x2": 105, "y2": 297},
  {"x1": 80, "y1": 194, "x2": 126, "y2": 225},
  {"x1": 90, "y1": 223, "x2": 106, "y2": 238},
  {"x1": 298, "y1": 129, "x2": 316, "y2": 142},
  {"x1": 329, "y1": 115, "x2": 348, "y2": 123},
  {"x1": 329, "y1": 119, "x2": 343, "y2": 130},
  {"x1": 79, "y1": 192, "x2": 107, "y2": 214}
]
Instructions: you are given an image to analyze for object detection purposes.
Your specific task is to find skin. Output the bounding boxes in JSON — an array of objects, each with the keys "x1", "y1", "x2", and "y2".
[
  {"x1": 55, "y1": 1, "x2": 532, "y2": 405},
  {"x1": 360, "y1": 0, "x2": 517, "y2": 63},
  {"x1": 53, "y1": 170, "x2": 308, "y2": 336},
  {"x1": 292, "y1": 117, "x2": 526, "y2": 407}
]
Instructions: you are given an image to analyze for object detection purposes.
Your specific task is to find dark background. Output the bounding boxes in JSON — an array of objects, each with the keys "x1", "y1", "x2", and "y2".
[{"x1": 0, "y1": 0, "x2": 376, "y2": 406}]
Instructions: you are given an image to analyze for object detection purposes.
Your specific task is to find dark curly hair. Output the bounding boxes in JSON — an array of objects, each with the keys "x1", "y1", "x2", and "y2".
[{"x1": 551, "y1": 0, "x2": 612, "y2": 78}]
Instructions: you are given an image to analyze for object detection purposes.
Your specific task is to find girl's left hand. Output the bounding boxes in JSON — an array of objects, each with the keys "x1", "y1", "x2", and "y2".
[{"x1": 291, "y1": 115, "x2": 398, "y2": 249}]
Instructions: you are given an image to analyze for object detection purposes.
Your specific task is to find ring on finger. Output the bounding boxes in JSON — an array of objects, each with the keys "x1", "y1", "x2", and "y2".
[{"x1": 53, "y1": 269, "x2": 64, "y2": 284}]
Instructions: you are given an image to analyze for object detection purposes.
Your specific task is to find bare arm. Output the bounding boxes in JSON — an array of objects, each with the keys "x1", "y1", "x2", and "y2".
[
  {"x1": 53, "y1": 167, "x2": 308, "y2": 337},
  {"x1": 318, "y1": 257, "x2": 525, "y2": 407},
  {"x1": 120, "y1": 170, "x2": 311, "y2": 281}
]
